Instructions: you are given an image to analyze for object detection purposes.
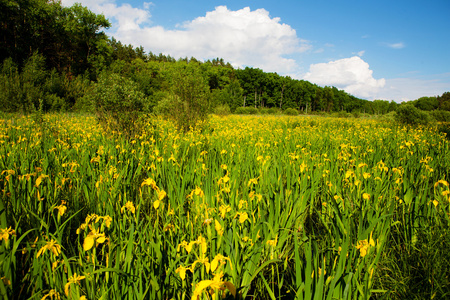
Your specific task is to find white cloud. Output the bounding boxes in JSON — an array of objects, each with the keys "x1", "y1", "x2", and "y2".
[
  {"x1": 62, "y1": 1, "x2": 310, "y2": 73},
  {"x1": 386, "y1": 42, "x2": 405, "y2": 49},
  {"x1": 303, "y1": 56, "x2": 386, "y2": 99}
]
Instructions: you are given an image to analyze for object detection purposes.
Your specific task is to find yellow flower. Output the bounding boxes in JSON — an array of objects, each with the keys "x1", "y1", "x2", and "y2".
[
  {"x1": 235, "y1": 212, "x2": 248, "y2": 224},
  {"x1": 191, "y1": 257, "x2": 211, "y2": 273},
  {"x1": 218, "y1": 174, "x2": 230, "y2": 185},
  {"x1": 192, "y1": 272, "x2": 236, "y2": 300},
  {"x1": 175, "y1": 265, "x2": 188, "y2": 281},
  {"x1": 247, "y1": 178, "x2": 258, "y2": 186},
  {"x1": 35, "y1": 174, "x2": 49, "y2": 187},
  {"x1": 434, "y1": 179, "x2": 449, "y2": 188},
  {"x1": 157, "y1": 189, "x2": 167, "y2": 201},
  {"x1": 83, "y1": 228, "x2": 106, "y2": 251},
  {"x1": 141, "y1": 177, "x2": 157, "y2": 190},
  {"x1": 266, "y1": 235, "x2": 278, "y2": 247},
  {"x1": 203, "y1": 218, "x2": 213, "y2": 226},
  {"x1": 345, "y1": 170, "x2": 353, "y2": 179},
  {"x1": 40, "y1": 289, "x2": 60, "y2": 300},
  {"x1": 177, "y1": 241, "x2": 188, "y2": 252},
  {"x1": 185, "y1": 241, "x2": 197, "y2": 253},
  {"x1": 36, "y1": 239, "x2": 61, "y2": 258},
  {"x1": 197, "y1": 235, "x2": 207, "y2": 255},
  {"x1": 219, "y1": 205, "x2": 231, "y2": 218},
  {"x1": 153, "y1": 200, "x2": 160, "y2": 209},
  {"x1": 103, "y1": 216, "x2": 112, "y2": 228},
  {"x1": 64, "y1": 273, "x2": 86, "y2": 296},
  {"x1": 121, "y1": 201, "x2": 136, "y2": 214},
  {"x1": 0, "y1": 227, "x2": 16, "y2": 242},
  {"x1": 362, "y1": 193, "x2": 370, "y2": 200},
  {"x1": 210, "y1": 254, "x2": 232, "y2": 272},
  {"x1": 355, "y1": 232, "x2": 375, "y2": 257},
  {"x1": 214, "y1": 219, "x2": 224, "y2": 236},
  {"x1": 54, "y1": 201, "x2": 67, "y2": 216}
]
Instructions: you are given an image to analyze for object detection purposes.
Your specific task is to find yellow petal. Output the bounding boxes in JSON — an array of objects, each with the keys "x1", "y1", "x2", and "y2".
[
  {"x1": 211, "y1": 257, "x2": 219, "y2": 273},
  {"x1": 239, "y1": 212, "x2": 248, "y2": 224},
  {"x1": 36, "y1": 176, "x2": 42, "y2": 187},
  {"x1": 158, "y1": 190, "x2": 167, "y2": 201},
  {"x1": 186, "y1": 241, "x2": 196, "y2": 253},
  {"x1": 175, "y1": 266, "x2": 187, "y2": 281},
  {"x1": 153, "y1": 200, "x2": 160, "y2": 209},
  {"x1": 83, "y1": 235, "x2": 95, "y2": 251},
  {"x1": 96, "y1": 235, "x2": 106, "y2": 244},
  {"x1": 193, "y1": 280, "x2": 214, "y2": 299},
  {"x1": 64, "y1": 282, "x2": 71, "y2": 296},
  {"x1": 214, "y1": 219, "x2": 223, "y2": 236}
]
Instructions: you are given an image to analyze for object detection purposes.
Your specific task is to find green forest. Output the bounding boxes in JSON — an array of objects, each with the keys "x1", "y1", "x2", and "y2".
[{"x1": 1, "y1": 0, "x2": 449, "y2": 117}]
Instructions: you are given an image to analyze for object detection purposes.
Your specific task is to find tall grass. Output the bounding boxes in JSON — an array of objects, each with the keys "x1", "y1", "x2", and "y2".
[{"x1": 0, "y1": 114, "x2": 449, "y2": 299}]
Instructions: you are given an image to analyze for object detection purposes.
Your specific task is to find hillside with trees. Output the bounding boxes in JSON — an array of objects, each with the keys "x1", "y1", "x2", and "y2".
[{"x1": 1, "y1": 0, "x2": 449, "y2": 118}]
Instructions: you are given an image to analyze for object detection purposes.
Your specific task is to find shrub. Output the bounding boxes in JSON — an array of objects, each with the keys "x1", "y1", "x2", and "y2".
[
  {"x1": 284, "y1": 108, "x2": 298, "y2": 116},
  {"x1": 234, "y1": 107, "x2": 258, "y2": 115},
  {"x1": 234, "y1": 107, "x2": 246, "y2": 115},
  {"x1": 267, "y1": 107, "x2": 280, "y2": 115},
  {"x1": 395, "y1": 104, "x2": 432, "y2": 126},
  {"x1": 429, "y1": 110, "x2": 450, "y2": 122},
  {"x1": 213, "y1": 104, "x2": 231, "y2": 116},
  {"x1": 259, "y1": 108, "x2": 269, "y2": 115},
  {"x1": 337, "y1": 111, "x2": 350, "y2": 118},
  {"x1": 91, "y1": 72, "x2": 146, "y2": 138},
  {"x1": 352, "y1": 111, "x2": 360, "y2": 118},
  {"x1": 246, "y1": 107, "x2": 258, "y2": 115}
]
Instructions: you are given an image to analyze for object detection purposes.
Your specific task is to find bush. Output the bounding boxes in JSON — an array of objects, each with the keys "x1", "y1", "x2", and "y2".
[
  {"x1": 429, "y1": 110, "x2": 450, "y2": 122},
  {"x1": 395, "y1": 104, "x2": 432, "y2": 126},
  {"x1": 259, "y1": 108, "x2": 269, "y2": 115},
  {"x1": 352, "y1": 111, "x2": 360, "y2": 118},
  {"x1": 234, "y1": 107, "x2": 246, "y2": 115},
  {"x1": 284, "y1": 108, "x2": 298, "y2": 116},
  {"x1": 246, "y1": 107, "x2": 258, "y2": 115},
  {"x1": 234, "y1": 107, "x2": 258, "y2": 115},
  {"x1": 213, "y1": 104, "x2": 231, "y2": 116},
  {"x1": 91, "y1": 72, "x2": 146, "y2": 138},
  {"x1": 267, "y1": 107, "x2": 281, "y2": 115},
  {"x1": 338, "y1": 111, "x2": 350, "y2": 118}
]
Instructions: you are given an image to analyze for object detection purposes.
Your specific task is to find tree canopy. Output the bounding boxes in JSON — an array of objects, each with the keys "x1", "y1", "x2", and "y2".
[{"x1": 0, "y1": 0, "x2": 448, "y2": 115}]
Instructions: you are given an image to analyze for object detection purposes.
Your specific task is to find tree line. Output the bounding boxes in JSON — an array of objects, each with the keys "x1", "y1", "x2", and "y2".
[{"x1": 1, "y1": 0, "x2": 449, "y2": 117}]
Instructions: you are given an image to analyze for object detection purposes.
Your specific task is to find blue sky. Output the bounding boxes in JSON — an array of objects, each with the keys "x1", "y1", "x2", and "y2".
[{"x1": 62, "y1": 0, "x2": 450, "y2": 101}]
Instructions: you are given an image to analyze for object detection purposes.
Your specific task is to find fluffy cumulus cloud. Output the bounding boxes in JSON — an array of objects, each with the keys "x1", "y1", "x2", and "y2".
[
  {"x1": 303, "y1": 56, "x2": 386, "y2": 99},
  {"x1": 61, "y1": 1, "x2": 309, "y2": 73}
]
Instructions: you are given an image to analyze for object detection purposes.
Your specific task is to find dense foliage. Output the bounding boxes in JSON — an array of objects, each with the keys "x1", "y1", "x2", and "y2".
[
  {"x1": 1, "y1": 114, "x2": 449, "y2": 299},
  {"x1": 2, "y1": 0, "x2": 449, "y2": 118}
]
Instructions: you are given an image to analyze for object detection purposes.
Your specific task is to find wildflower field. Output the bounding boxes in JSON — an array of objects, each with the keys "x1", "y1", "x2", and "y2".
[{"x1": 1, "y1": 114, "x2": 449, "y2": 299}]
